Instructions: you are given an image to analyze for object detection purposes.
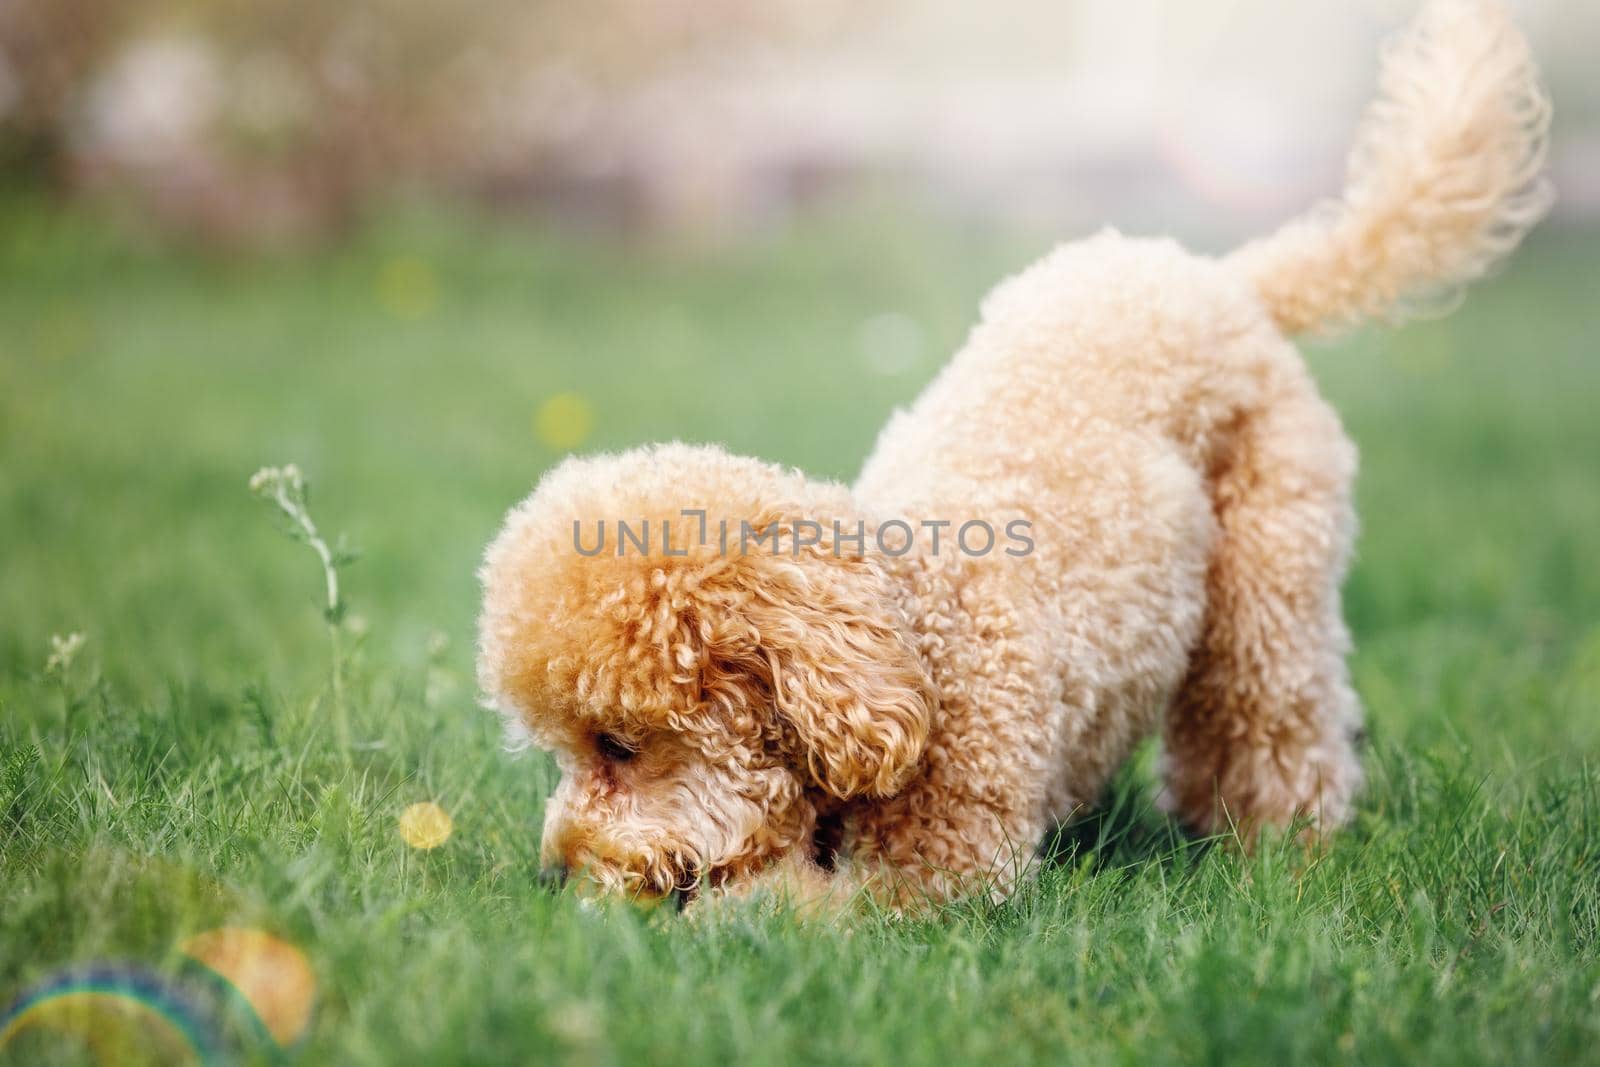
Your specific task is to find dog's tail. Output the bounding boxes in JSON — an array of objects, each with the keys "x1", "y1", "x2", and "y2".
[{"x1": 1228, "y1": 0, "x2": 1552, "y2": 337}]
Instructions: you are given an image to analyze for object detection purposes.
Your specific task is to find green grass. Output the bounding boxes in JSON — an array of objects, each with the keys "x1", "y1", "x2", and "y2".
[{"x1": 2, "y1": 191, "x2": 1598, "y2": 1065}]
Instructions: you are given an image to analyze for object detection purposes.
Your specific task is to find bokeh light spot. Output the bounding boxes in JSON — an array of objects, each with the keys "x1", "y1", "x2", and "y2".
[
  {"x1": 399, "y1": 801, "x2": 453, "y2": 850},
  {"x1": 376, "y1": 255, "x2": 439, "y2": 320},
  {"x1": 0, "y1": 966, "x2": 218, "y2": 1067},
  {"x1": 535, "y1": 392, "x2": 594, "y2": 450},
  {"x1": 179, "y1": 927, "x2": 316, "y2": 1047},
  {"x1": 857, "y1": 311, "x2": 926, "y2": 377},
  {"x1": 0, "y1": 989, "x2": 203, "y2": 1066}
]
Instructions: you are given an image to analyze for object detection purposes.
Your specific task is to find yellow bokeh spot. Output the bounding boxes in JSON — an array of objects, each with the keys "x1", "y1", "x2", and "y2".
[
  {"x1": 179, "y1": 927, "x2": 317, "y2": 1047},
  {"x1": 376, "y1": 256, "x2": 438, "y2": 320},
  {"x1": 399, "y1": 801, "x2": 453, "y2": 850},
  {"x1": 535, "y1": 392, "x2": 594, "y2": 450}
]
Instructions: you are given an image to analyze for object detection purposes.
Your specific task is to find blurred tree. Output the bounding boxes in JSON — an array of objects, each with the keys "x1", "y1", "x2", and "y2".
[
  {"x1": 0, "y1": 0, "x2": 858, "y2": 243},
  {"x1": 0, "y1": 0, "x2": 142, "y2": 175}
]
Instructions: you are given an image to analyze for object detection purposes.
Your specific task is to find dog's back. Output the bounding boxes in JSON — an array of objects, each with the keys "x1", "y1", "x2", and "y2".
[
  {"x1": 856, "y1": 232, "x2": 1274, "y2": 511},
  {"x1": 851, "y1": 0, "x2": 1551, "y2": 846}
]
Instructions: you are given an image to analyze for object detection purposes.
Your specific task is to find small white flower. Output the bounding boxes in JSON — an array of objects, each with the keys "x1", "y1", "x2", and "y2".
[
  {"x1": 249, "y1": 464, "x2": 306, "y2": 500},
  {"x1": 45, "y1": 632, "x2": 86, "y2": 676}
]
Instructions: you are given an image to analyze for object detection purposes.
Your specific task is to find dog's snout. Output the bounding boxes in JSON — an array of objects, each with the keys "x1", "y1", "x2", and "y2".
[{"x1": 538, "y1": 863, "x2": 570, "y2": 890}]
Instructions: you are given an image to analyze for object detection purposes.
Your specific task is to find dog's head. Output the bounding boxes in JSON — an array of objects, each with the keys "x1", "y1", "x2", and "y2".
[{"x1": 477, "y1": 443, "x2": 932, "y2": 902}]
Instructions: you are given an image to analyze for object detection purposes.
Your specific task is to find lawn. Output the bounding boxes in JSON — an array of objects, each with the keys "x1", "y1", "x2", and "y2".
[{"x1": 2, "y1": 190, "x2": 1598, "y2": 1066}]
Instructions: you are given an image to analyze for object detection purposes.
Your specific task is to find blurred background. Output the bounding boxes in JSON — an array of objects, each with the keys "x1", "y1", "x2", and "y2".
[
  {"x1": 1, "y1": 0, "x2": 1597, "y2": 742},
  {"x1": 3, "y1": 0, "x2": 1598, "y2": 246}
]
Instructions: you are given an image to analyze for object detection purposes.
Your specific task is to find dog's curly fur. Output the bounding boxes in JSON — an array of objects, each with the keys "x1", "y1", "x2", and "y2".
[{"x1": 478, "y1": 0, "x2": 1550, "y2": 911}]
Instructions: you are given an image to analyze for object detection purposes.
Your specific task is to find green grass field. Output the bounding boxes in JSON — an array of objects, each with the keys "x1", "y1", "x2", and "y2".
[{"x1": 2, "y1": 191, "x2": 1598, "y2": 1065}]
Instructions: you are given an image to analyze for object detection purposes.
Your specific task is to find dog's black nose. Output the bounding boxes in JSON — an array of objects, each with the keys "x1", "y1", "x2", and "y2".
[{"x1": 538, "y1": 864, "x2": 569, "y2": 890}]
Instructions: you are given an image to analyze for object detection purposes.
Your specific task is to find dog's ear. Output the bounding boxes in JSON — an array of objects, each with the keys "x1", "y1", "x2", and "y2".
[{"x1": 705, "y1": 548, "x2": 933, "y2": 799}]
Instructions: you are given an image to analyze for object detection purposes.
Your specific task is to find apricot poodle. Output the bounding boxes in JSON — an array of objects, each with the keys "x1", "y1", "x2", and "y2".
[{"x1": 478, "y1": 0, "x2": 1551, "y2": 911}]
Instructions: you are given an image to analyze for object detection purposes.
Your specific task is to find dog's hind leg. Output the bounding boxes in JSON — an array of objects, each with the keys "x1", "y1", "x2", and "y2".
[{"x1": 1160, "y1": 364, "x2": 1364, "y2": 840}]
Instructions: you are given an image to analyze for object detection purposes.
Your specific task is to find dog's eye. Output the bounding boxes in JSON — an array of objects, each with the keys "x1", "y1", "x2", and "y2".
[{"x1": 595, "y1": 733, "x2": 636, "y2": 762}]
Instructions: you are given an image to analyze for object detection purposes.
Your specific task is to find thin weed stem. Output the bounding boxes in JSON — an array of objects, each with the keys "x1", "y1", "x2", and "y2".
[{"x1": 250, "y1": 464, "x2": 356, "y2": 752}]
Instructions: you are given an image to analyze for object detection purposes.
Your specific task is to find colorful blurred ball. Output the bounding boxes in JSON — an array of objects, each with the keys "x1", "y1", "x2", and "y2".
[
  {"x1": 399, "y1": 801, "x2": 454, "y2": 850},
  {"x1": 179, "y1": 928, "x2": 316, "y2": 1047},
  {"x1": 2, "y1": 930, "x2": 317, "y2": 1065},
  {"x1": 0, "y1": 966, "x2": 217, "y2": 1066}
]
